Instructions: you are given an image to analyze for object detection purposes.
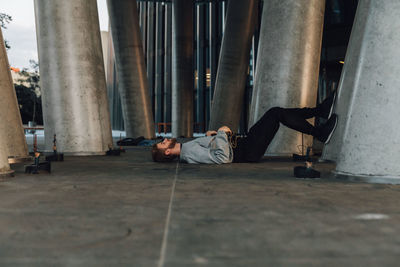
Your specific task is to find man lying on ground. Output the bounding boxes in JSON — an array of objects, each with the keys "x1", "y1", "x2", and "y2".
[{"x1": 152, "y1": 94, "x2": 337, "y2": 164}]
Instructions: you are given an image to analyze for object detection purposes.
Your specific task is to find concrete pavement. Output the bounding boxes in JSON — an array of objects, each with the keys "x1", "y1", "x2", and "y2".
[{"x1": 1, "y1": 147, "x2": 400, "y2": 266}]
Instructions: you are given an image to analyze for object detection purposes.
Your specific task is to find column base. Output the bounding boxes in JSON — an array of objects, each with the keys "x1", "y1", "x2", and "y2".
[
  {"x1": 334, "y1": 171, "x2": 400, "y2": 185},
  {"x1": 318, "y1": 158, "x2": 335, "y2": 163},
  {"x1": 44, "y1": 151, "x2": 106, "y2": 156},
  {"x1": 8, "y1": 156, "x2": 33, "y2": 164},
  {"x1": 0, "y1": 169, "x2": 15, "y2": 178},
  {"x1": 264, "y1": 152, "x2": 293, "y2": 157}
]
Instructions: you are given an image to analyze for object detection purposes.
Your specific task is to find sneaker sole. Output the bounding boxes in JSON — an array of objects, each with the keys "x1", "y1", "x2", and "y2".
[
  {"x1": 325, "y1": 116, "x2": 338, "y2": 145},
  {"x1": 328, "y1": 92, "x2": 337, "y2": 119}
]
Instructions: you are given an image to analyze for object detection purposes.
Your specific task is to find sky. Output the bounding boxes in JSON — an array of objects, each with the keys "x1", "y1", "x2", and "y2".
[{"x1": 1, "y1": 0, "x2": 109, "y2": 70}]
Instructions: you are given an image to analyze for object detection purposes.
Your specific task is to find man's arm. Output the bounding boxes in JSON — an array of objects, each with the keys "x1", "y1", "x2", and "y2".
[
  {"x1": 206, "y1": 126, "x2": 231, "y2": 137},
  {"x1": 180, "y1": 131, "x2": 233, "y2": 164},
  {"x1": 206, "y1": 130, "x2": 217, "y2": 136},
  {"x1": 210, "y1": 131, "x2": 233, "y2": 164},
  {"x1": 217, "y1": 126, "x2": 232, "y2": 135}
]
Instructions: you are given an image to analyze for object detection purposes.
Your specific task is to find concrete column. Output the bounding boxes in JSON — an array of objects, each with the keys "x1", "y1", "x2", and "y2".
[
  {"x1": 35, "y1": 0, "x2": 113, "y2": 155},
  {"x1": 0, "y1": 137, "x2": 13, "y2": 177},
  {"x1": 324, "y1": 0, "x2": 400, "y2": 182},
  {"x1": 208, "y1": 0, "x2": 258, "y2": 132},
  {"x1": 0, "y1": 28, "x2": 29, "y2": 163},
  {"x1": 321, "y1": 0, "x2": 369, "y2": 163},
  {"x1": 172, "y1": 0, "x2": 194, "y2": 137},
  {"x1": 249, "y1": 0, "x2": 325, "y2": 156},
  {"x1": 107, "y1": 0, "x2": 155, "y2": 139}
]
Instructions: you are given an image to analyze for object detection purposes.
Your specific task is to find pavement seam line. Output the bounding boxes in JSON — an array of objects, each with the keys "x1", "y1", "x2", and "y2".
[{"x1": 157, "y1": 161, "x2": 179, "y2": 267}]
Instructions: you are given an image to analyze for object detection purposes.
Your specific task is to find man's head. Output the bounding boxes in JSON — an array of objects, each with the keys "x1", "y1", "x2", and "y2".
[{"x1": 152, "y1": 138, "x2": 179, "y2": 162}]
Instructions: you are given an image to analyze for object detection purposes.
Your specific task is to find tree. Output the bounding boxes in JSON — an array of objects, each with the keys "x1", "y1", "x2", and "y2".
[
  {"x1": 0, "y1": 13, "x2": 12, "y2": 49},
  {"x1": 14, "y1": 60, "x2": 43, "y2": 125},
  {"x1": 1, "y1": 14, "x2": 42, "y2": 124}
]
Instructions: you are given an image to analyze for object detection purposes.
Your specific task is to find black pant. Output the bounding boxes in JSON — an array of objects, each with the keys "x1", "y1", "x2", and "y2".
[{"x1": 233, "y1": 107, "x2": 321, "y2": 163}]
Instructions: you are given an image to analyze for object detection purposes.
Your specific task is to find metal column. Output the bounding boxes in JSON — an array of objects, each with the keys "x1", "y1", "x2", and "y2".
[
  {"x1": 249, "y1": 0, "x2": 326, "y2": 156},
  {"x1": 172, "y1": 0, "x2": 194, "y2": 137},
  {"x1": 140, "y1": 2, "x2": 148, "y2": 58},
  {"x1": 164, "y1": 3, "x2": 172, "y2": 125},
  {"x1": 105, "y1": 25, "x2": 124, "y2": 131},
  {"x1": 0, "y1": 28, "x2": 29, "y2": 163},
  {"x1": 208, "y1": 0, "x2": 258, "y2": 131},
  {"x1": 35, "y1": 0, "x2": 113, "y2": 155},
  {"x1": 147, "y1": 3, "x2": 156, "y2": 114},
  {"x1": 196, "y1": 3, "x2": 206, "y2": 133},
  {"x1": 154, "y1": 3, "x2": 164, "y2": 125},
  {"x1": 208, "y1": 2, "x2": 220, "y2": 128}
]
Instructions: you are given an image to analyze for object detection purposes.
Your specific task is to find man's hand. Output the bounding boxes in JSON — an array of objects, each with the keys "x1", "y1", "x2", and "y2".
[
  {"x1": 206, "y1": 130, "x2": 217, "y2": 136},
  {"x1": 218, "y1": 126, "x2": 232, "y2": 135}
]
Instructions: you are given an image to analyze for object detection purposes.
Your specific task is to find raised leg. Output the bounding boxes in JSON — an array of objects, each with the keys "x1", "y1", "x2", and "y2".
[{"x1": 239, "y1": 107, "x2": 319, "y2": 162}]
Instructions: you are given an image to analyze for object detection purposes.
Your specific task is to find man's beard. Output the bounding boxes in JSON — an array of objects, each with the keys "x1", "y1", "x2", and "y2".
[{"x1": 168, "y1": 138, "x2": 177, "y2": 149}]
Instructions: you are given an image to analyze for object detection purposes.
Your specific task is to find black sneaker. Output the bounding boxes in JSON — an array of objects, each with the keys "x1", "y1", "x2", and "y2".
[
  {"x1": 318, "y1": 90, "x2": 337, "y2": 119},
  {"x1": 317, "y1": 114, "x2": 338, "y2": 144}
]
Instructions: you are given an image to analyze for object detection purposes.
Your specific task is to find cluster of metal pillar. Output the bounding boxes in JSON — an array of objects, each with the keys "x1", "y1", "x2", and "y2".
[
  {"x1": 137, "y1": 1, "x2": 173, "y2": 132},
  {"x1": 1, "y1": 0, "x2": 399, "y2": 182},
  {"x1": 135, "y1": 0, "x2": 228, "y2": 135}
]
